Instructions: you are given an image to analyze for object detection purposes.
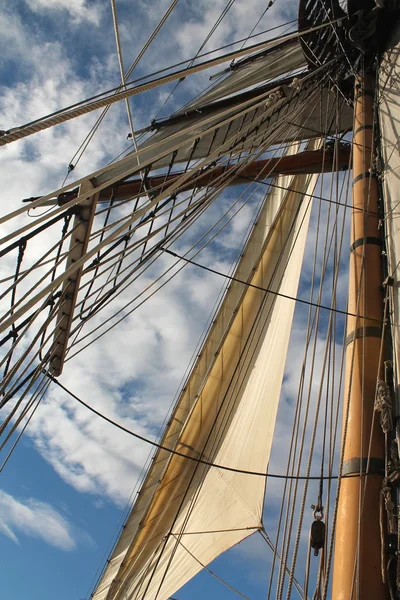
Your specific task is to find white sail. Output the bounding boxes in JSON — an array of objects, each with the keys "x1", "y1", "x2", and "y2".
[
  {"x1": 182, "y1": 38, "x2": 306, "y2": 109},
  {"x1": 92, "y1": 150, "x2": 319, "y2": 600},
  {"x1": 96, "y1": 82, "x2": 352, "y2": 186},
  {"x1": 379, "y1": 29, "x2": 400, "y2": 398}
]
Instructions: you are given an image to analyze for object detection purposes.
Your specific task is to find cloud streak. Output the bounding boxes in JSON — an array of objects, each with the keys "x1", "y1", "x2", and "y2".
[
  {"x1": 0, "y1": 4, "x2": 350, "y2": 598},
  {"x1": 25, "y1": 0, "x2": 103, "y2": 25},
  {"x1": 0, "y1": 489, "x2": 93, "y2": 550}
]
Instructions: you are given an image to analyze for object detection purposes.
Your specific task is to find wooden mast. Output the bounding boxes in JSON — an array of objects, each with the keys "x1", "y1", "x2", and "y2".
[{"x1": 331, "y1": 74, "x2": 388, "y2": 599}]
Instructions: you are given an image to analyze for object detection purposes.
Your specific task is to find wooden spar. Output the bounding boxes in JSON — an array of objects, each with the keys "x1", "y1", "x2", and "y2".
[
  {"x1": 50, "y1": 181, "x2": 99, "y2": 377},
  {"x1": 331, "y1": 75, "x2": 388, "y2": 599},
  {"x1": 23, "y1": 145, "x2": 351, "y2": 206},
  {"x1": 100, "y1": 145, "x2": 350, "y2": 202},
  {"x1": 24, "y1": 144, "x2": 349, "y2": 379},
  {"x1": 31, "y1": 145, "x2": 350, "y2": 378}
]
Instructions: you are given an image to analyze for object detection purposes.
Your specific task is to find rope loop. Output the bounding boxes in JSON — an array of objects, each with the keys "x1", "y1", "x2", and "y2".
[{"x1": 312, "y1": 501, "x2": 324, "y2": 521}]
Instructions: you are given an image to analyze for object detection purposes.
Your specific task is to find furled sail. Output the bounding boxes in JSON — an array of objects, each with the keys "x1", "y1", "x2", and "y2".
[
  {"x1": 92, "y1": 149, "x2": 320, "y2": 600},
  {"x1": 96, "y1": 79, "x2": 352, "y2": 186},
  {"x1": 182, "y1": 38, "x2": 306, "y2": 109},
  {"x1": 379, "y1": 28, "x2": 400, "y2": 398}
]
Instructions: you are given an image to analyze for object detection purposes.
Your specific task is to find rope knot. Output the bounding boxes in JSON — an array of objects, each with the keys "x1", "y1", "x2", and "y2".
[
  {"x1": 264, "y1": 89, "x2": 283, "y2": 109},
  {"x1": 289, "y1": 77, "x2": 302, "y2": 91}
]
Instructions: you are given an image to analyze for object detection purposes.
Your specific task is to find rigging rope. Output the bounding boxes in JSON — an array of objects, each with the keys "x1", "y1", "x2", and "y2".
[
  {"x1": 272, "y1": 100, "x2": 351, "y2": 599},
  {"x1": 72, "y1": 112, "x2": 321, "y2": 323},
  {"x1": 0, "y1": 21, "x2": 342, "y2": 147},
  {"x1": 1, "y1": 84, "x2": 323, "y2": 373},
  {"x1": 171, "y1": 537, "x2": 250, "y2": 600},
  {"x1": 276, "y1": 135, "x2": 329, "y2": 600},
  {"x1": 62, "y1": 0, "x2": 181, "y2": 181},
  {"x1": 152, "y1": 0, "x2": 238, "y2": 119},
  {"x1": 260, "y1": 529, "x2": 307, "y2": 599},
  {"x1": 110, "y1": 0, "x2": 136, "y2": 146},
  {"x1": 64, "y1": 16, "x2": 301, "y2": 181},
  {"x1": 42, "y1": 372, "x2": 380, "y2": 483},
  {"x1": 285, "y1": 131, "x2": 338, "y2": 599},
  {"x1": 2, "y1": 239, "x2": 27, "y2": 382},
  {"x1": 160, "y1": 248, "x2": 378, "y2": 323}
]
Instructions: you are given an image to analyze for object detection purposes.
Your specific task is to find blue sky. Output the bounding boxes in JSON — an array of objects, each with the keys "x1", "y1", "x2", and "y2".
[{"x1": 0, "y1": 1, "x2": 351, "y2": 600}]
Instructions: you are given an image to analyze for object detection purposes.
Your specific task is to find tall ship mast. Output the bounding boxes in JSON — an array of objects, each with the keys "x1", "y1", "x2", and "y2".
[{"x1": 1, "y1": 1, "x2": 400, "y2": 598}]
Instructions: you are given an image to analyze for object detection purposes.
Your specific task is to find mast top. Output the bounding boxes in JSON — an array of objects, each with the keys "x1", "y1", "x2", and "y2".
[{"x1": 298, "y1": 0, "x2": 400, "y2": 84}]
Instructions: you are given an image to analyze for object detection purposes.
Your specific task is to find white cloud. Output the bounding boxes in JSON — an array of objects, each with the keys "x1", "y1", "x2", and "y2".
[
  {"x1": 0, "y1": 489, "x2": 92, "y2": 550},
  {"x1": 25, "y1": 0, "x2": 103, "y2": 25},
  {"x1": 25, "y1": 255, "x2": 226, "y2": 504},
  {"x1": 0, "y1": 6, "x2": 140, "y2": 504},
  {"x1": 0, "y1": 13, "x2": 350, "y2": 599},
  {"x1": 0, "y1": 8, "x2": 359, "y2": 600}
]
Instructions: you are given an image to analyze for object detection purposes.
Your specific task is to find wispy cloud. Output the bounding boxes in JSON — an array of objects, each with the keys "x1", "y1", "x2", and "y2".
[
  {"x1": 0, "y1": 2, "x2": 353, "y2": 599},
  {"x1": 0, "y1": 0, "x2": 338, "y2": 534},
  {"x1": 0, "y1": 489, "x2": 94, "y2": 550},
  {"x1": 25, "y1": 0, "x2": 103, "y2": 25}
]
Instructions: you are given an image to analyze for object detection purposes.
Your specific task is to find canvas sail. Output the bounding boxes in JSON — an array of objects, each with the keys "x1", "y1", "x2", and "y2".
[
  {"x1": 181, "y1": 38, "x2": 306, "y2": 109},
  {"x1": 92, "y1": 155, "x2": 319, "y2": 600},
  {"x1": 379, "y1": 27, "x2": 400, "y2": 403},
  {"x1": 95, "y1": 81, "x2": 352, "y2": 187}
]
